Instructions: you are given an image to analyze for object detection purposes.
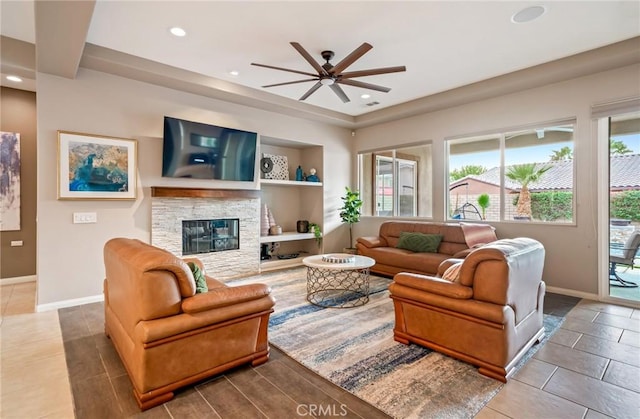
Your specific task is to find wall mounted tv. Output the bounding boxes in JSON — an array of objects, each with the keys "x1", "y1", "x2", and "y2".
[{"x1": 162, "y1": 116, "x2": 258, "y2": 181}]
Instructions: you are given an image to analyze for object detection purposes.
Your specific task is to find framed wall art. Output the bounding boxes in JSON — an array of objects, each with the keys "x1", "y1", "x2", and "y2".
[
  {"x1": 57, "y1": 131, "x2": 137, "y2": 200},
  {"x1": 1, "y1": 131, "x2": 21, "y2": 231}
]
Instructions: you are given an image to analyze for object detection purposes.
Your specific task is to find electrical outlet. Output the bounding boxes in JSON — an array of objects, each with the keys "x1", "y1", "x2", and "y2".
[
  {"x1": 10, "y1": 240, "x2": 23, "y2": 247},
  {"x1": 73, "y1": 212, "x2": 97, "y2": 224}
]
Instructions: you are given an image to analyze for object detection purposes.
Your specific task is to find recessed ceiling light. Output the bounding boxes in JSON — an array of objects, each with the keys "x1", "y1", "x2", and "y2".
[
  {"x1": 511, "y1": 5, "x2": 546, "y2": 23},
  {"x1": 229, "y1": 70, "x2": 239, "y2": 76},
  {"x1": 169, "y1": 27, "x2": 187, "y2": 37},
  {"x1": 6, "y1": 75, "x2": 22, "y2": 82},
  {"x1": 361, "y1": 94, "x2": 371, "y2": 99}
]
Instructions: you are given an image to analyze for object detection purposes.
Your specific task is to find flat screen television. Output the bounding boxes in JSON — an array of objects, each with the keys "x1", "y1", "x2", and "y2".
[{"x1": 162, "y1": 116, "x2": 258, "y2": 181}]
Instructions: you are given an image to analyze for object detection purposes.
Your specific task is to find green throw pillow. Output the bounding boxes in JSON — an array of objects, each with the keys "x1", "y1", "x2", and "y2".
[
  {"x1": 396, "y1": 232, "x2": 443, "y2": 253},
  {"x1": 187, "y1": 262, "x2": 208, "y2": 294}
]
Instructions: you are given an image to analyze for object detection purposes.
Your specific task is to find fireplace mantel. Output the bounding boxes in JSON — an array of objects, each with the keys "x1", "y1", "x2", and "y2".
[{"x1": 151, "y1": 187, "x2": 260, "y2": 199}]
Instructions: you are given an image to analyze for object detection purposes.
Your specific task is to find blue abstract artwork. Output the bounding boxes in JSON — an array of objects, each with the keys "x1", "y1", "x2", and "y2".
[{"x1": 67, "y1": 141, "x2": 129, "y2": 192}]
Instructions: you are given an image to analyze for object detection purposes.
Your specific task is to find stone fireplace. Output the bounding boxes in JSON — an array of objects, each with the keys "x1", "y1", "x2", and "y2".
[{"x1": 151, "y1": 187, "x2": 260, "y2": 281}]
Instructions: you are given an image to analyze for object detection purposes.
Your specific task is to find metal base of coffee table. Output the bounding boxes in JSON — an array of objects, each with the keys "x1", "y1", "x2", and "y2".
[{"x1": 303, "y1": 254, "x2": 375, "y2": 308}]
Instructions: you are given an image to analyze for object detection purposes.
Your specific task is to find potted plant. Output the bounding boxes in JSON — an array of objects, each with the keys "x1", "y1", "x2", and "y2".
[
  {"x1": 339, "y1": 187, "x2": 363, "y2": 254},
  {"x1": 308, "y1": 223, "x2": 322, "y2": 246}
]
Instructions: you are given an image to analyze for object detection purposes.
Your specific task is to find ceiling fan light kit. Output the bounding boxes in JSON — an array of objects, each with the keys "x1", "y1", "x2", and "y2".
[{"x1": 252, "y1": 42, "x2": 406, "y2": 103}]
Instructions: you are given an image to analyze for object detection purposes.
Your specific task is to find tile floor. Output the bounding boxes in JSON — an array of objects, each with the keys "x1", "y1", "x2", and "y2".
[{"x1": 1, "y1": 281, "x2": 639, "y2": 418}]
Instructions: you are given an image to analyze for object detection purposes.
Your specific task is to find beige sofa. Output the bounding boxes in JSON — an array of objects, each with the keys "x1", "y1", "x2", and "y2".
[
  {"x1": 103, "y1": 238, "x2": 275, "y2": 410},
  {"x1": 356, "y1": 221, "x2": 473, "y2": 276},
  {"x1": 389, "y1": 237, "x2": 546, "y2": 381}
]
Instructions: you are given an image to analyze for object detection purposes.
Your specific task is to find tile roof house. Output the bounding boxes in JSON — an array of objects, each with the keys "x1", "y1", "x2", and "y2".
[{"x1": 450, "y1": 154, "x2": 640, "y2": 192}]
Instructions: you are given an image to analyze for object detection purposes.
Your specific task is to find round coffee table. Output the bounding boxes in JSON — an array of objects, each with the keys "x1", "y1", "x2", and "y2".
[{"x1": 302, "y1": 254, "x2": 375, "y2": 308}]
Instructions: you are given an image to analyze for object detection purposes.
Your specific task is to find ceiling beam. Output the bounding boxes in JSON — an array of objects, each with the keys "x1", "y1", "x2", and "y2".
[
  {"x1": 0, "y1": 36, "x2": 35, "y2": 79},
  {"x1": 34, "y1": 0, "x2": 95, "y2": 78}
]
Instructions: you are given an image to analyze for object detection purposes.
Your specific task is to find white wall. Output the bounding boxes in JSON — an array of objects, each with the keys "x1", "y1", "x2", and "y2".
[
  {"x1": 352, "y1": 64, "x2": 640, "y2": 296},
  {"x1": 36, "y1": 69, "x2": 351, "y2": 307}
]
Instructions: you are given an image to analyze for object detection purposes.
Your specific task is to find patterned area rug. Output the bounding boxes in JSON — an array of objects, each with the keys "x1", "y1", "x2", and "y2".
[{"x1": 232, "y1": 268, "x2": 564, "y2": 419}]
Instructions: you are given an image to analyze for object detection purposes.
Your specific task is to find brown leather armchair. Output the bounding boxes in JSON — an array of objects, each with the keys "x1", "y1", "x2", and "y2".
[
  {"x1": 389, "y1": 237, "x2": 545, "y2": 382},
  {"x1": 103, "y1": 238, "x2": 275, "y2": 410}
]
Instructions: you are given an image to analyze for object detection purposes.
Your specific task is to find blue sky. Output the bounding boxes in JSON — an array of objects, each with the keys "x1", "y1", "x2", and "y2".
[{"x1": 450, "y1": 134, "x2": 640, "y2": 171}]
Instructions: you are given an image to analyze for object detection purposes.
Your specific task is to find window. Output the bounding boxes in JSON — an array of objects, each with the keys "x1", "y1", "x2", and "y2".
[
  {"x1": 447, "y1": 123, "x2": 575, "y2": 223},
  {"x1": 359, "y1": 144, "x2": 432, "y2": 218}
]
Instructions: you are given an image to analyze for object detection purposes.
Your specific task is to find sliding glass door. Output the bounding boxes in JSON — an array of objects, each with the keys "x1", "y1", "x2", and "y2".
[{"x1": 606, "y1": 112, "x2": 640, "y2": 303}]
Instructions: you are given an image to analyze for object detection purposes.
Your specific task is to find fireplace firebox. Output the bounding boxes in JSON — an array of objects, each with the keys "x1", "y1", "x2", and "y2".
[{"x1": 182, "y1": 218, "x2": 239, "y2": 255}]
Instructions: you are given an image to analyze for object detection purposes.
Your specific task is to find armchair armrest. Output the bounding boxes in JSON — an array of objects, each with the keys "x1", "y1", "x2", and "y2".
[
  {"x1": 452, "y1": 248, "x2": 474, "y2": 259},
  {"x1": 183, "y1": 257, "x2": 206, "y2": 274},
  {"x1": 357, "y1": 236, "x2": 387, "y2": 248},
  {"x1": 182, "y1": 283, "x2": 272, "y2": 314},
  {"x1": 392, "y1": 272, "x2": 472, "y2": 299}
]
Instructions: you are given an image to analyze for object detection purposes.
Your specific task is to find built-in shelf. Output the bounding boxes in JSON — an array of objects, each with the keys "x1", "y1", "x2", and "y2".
[
  {"x1": 260, "y1": 179, "x2": 323, "y2": 187},
  {"x1": 259, "y1": 231, "x2": 318, "y2": 243}
]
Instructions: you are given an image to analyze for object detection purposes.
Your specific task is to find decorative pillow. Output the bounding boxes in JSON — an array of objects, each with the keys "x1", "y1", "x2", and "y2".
[
  {"x1": 442, "y1": 262, "x2": 463, "y2": 282},
  {"x1": 460, "y1": 222, "x2": 498, "y2": 248},
  {"x1": 187, "y1": 262, "x2": 208, "y2": 294},
  {"x1": 396, "y1": 232, "x2": 443, "y2": 253}
]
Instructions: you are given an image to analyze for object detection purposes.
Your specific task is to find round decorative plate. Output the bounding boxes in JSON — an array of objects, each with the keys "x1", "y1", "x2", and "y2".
[{"x1": 322, "y1": 253, "x2": 356, "y2": 264}]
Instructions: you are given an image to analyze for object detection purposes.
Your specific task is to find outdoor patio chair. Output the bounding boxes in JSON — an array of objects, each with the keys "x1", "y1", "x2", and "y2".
[{"x1": 610, "y1": 231, "x2": 640, "y2": 288}]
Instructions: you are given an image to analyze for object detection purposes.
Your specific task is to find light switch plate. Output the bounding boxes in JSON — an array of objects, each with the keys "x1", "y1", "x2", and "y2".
[{"x1": 73, "y1": 212, "x2": 97, "y2": 224}]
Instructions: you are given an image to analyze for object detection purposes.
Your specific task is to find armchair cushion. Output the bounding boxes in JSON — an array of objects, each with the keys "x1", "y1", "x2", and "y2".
[
  {"x1": 393, "y1": 272, "x2": 472, "y2": 299},
  {"x1": 396, "y1": 232, "x2": 443, "y2": 253}
]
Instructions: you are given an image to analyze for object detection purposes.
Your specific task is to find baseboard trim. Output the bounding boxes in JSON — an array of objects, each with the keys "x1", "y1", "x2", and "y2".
[
  {"x1": 546, "y1": 286, "x2": 598, "y2": 301},
  {"x1": 36, "y1": 294, "x2": 104, "y2": 312},
  {"x1": 1, "y1": 275, "x2": 36, "y2": 285}
]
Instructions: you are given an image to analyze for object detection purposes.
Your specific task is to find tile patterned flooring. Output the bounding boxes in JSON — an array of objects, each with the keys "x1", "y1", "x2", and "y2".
[{"x1": 1, "y1": 281, "x2": 640, "y2": 418}]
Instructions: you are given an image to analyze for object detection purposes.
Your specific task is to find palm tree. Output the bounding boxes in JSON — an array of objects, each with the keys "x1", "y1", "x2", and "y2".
[
  {"x1": 506, "y1": 163, "x2": 551, "y2": 219},
  {"x1": 549, "y1": 146, "x2": 573, "y2": 161},
  {"x1": 610, "y1": 139, "x2": 633, "y2": 155},
  {"x1": 450, "y1": 165, "x2": 487, "y2": 181}
]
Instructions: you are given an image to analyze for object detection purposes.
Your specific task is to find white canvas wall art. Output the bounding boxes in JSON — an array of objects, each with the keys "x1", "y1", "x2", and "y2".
[{"x1": 0, "y1": 131, "x2": 21, "y2": 231}]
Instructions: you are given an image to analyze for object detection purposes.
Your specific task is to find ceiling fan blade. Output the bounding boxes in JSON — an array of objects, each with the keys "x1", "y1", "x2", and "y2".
[
  {"x1": 290, "y1": 42, "x2": 328, "y2": 76},
  {"x1": 329, "y1": 83, "x2": 350, "y2": 103},
  {"x1": 251, "y1": 62, "x2": 317, "y2": 77},
  {"x1": 330, "y1": 42, "x2": 373, "y2": 75},
  {"x1": 262, "y1": 78, "x2": 318, "y2": 88},
  {"x1": 299, "y1": 81, "x2": 323, "y2": 101},
  {"x1": 337, "y1": 79, "x2": 391, "y2": 93},
  {"x1": 340, "y1": 66, "x2": 406, "y2": 79}
]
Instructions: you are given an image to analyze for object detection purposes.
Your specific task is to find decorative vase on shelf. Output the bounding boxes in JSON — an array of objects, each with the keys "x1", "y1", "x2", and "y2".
[
  {"x1": 306, "y1": 168, "x2": 320, "y2": 182},
  {"x1": 260, "y1": 204, "x2": 270, "y2": 236},
  {"x1": 296, "y1": 220, "x2": 309, "y2": 233},
  {"x1": 296, "y1": 166, "x2": 303, "y2": 181},
  {"x1": 268, "y1": 208, "x2": 277, "y2": 227}
]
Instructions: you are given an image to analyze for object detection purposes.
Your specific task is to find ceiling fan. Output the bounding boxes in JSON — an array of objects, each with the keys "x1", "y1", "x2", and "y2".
[{"x1": 251, "y1": 42, "x2": 406, "y2": 103}]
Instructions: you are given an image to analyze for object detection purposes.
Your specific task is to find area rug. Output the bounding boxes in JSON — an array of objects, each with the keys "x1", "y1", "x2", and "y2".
[{"x1": 231, "y1": 268, "x2": 565, "y2": 419}]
